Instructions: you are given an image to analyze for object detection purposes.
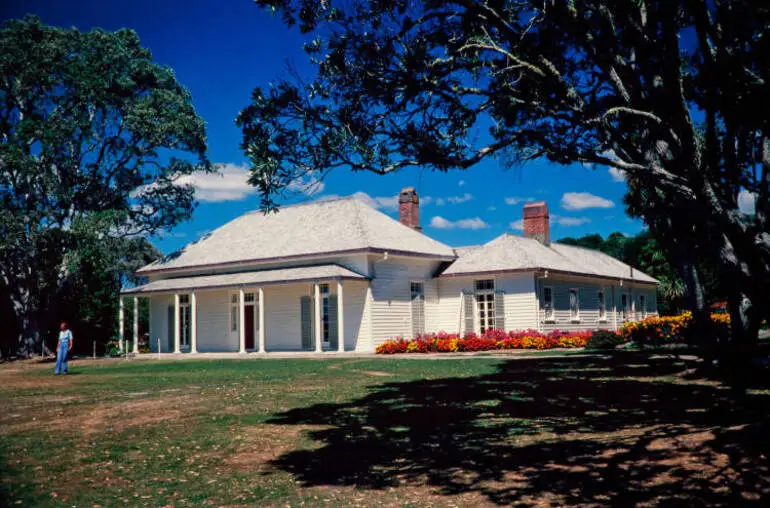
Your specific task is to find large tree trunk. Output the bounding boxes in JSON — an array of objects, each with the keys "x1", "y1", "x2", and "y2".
[{"x1": 16, "y1": 312, "x2": 44, "y2": 357}]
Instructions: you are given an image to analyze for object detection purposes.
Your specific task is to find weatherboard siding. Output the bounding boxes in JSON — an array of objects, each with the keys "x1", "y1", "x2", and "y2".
[
  {"x1": 432, "y1": 273, "x2": 538, "y2": 334},
  {"x1": 537, "y1": 277, "x2": 659, "y2": 332},
  {"x1": 369, "y1": 257, "x2": 443, "y2": 346},
  {"x1": 148, "y1": 294, "x2": 172, "y2": 352},
  {"x1": 195, "y1": 290, "x2": 236, "y2": 352}
]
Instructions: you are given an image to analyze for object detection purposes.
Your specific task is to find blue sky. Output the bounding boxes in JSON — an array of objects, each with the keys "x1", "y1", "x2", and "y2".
[{"x1": 3, "y1": 0, "x2": 644, "y2": 254}]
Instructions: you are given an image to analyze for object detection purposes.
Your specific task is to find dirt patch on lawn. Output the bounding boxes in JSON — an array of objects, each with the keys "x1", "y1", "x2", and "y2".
[
  {"x1": 1, "y1": 393, "x2": 203, "y2": 438},
  {"x1": 82, "y1": 395, "x2": 198, "y2": 437},
  {"x1": 219, "y1": 424, "x2": 333, "y2": 473},
  {"x1": 351, "y1": 369, "x2": 394, "y2": 377}
]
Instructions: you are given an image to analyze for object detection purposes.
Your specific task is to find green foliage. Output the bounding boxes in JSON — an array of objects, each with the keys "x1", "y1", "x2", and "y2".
[
  {"x1": 0, "y1": 16, "x2": 210, "y2": 356},
  {"x1": 585, "y1": 330, "x2": 625, "y2": 350}
]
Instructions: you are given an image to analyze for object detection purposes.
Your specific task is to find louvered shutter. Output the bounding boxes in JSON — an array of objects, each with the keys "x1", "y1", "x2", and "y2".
[
  {"x1": 462, "y1": 290, "x2": 475, "y2": 334},
  {"x1": 300, "y1": 296, "x2": 313, "y2": 350},
  {"x1": 411, "y1": 284, "x2": 425, "y2": 336},
  {"x1": 494, "y1": 290, "x2": 506, "y2": 330},
  {"x1": 328, "y1": 296, "x2": 338, "y2": 350},
  {"x1": 167, "y1": 305, "x2": 174, "y2": 352}
]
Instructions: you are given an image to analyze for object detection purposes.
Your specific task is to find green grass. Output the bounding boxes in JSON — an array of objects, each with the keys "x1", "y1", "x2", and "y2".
[{"x1": 1, "y1": 354, "x2": 769, "y2": 506}]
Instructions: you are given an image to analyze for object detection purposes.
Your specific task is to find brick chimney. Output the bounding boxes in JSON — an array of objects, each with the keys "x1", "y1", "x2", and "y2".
[
  {"x1": 523, "y1": 201, "x2": 550, "y2": 245},
  {"x1": 399, "y1": 187, "x2": 421, "y2": 232}
]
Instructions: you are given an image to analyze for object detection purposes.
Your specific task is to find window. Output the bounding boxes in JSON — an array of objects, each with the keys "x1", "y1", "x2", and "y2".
[
  {"x1": 322, "y1": 295, "x2": 330, "y2": 343},
  {"x1": 319, "y1": 283, "x2": 330, "y2": 295},
  {"x1": 543, "y1": 286, "x2": 554, "y2": 321},
  {"x1": 410, "y1": 282, "x2": 425, "y2": 335},
  {"x1": 475, "y1": 279, "x2": 495, "y2": 334},
  {"x1": 597, "y1": 290, "x2": 606, "y2": 321},
  {"x1": 230, "y1": 293, "x2": 238, "y2": 332},
  {"x1": 475, "y1": 279, "x2": 494, "y2": 292},
  {"x1": 569, "y1": 288, "x2": 580, "y2": 321},
  {"x1": 178, "y1": 294, "x2": 191, "y2": 347},
  {"x1": 621, "y1": 294, "x2": 629, "y2": 320},
  {"x1": 244, "y1": 292, "x2": 255, "y2": 303},
  {"x1": 639, "y1": 294, "x2": 647, "y2": 318}
]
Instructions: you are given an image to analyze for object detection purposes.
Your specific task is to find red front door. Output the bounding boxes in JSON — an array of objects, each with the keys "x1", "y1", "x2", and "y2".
[{"x1": 245, "y1": 305, "x2": 255, "y2": 350}]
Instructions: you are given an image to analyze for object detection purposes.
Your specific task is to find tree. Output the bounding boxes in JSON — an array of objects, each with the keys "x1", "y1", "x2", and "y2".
[
  {"x1": 240, "y1": 1, "x2": 770, "y2": 352},
  {"x1": 0, "y1": 17, "x2": 210, "y2": 356}
]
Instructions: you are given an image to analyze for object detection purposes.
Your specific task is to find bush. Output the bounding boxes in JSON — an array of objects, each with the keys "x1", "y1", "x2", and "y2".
[
  {"x1": 619, "y1": 312, "x2": 730, "y2": 346},
  {"x1": 585, "y1": 330, "x2": 624, "y2": 350}
]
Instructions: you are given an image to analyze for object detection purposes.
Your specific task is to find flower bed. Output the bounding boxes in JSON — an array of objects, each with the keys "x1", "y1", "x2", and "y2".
[
  {"x1": 375, "y1": 329, "x2": 595, "y2": 354},
  {"x1": 619, "y1": 311, "x2": 730, "y2": 345}
]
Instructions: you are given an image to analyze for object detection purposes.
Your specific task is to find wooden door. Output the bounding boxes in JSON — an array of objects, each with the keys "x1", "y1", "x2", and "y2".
[{"x1": 244, "y1": 305, "x2": 255, "y2": 350}]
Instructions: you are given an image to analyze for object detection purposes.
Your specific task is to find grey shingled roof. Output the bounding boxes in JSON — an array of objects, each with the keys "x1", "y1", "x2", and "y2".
[
  {"x1": 122, "y1": 264, "x2": 367, "y2": 295},
  {"x1": 441, "y1": 234, "x2": 658, "y2": 284},
  {"x1": 138, "y1": 197, "x2": 456, "y2": 274}
]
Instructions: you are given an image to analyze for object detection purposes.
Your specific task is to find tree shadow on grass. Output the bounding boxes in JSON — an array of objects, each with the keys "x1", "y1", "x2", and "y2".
[{"x1": 267, "y1": 353, "x2": 770, "y2": 505}]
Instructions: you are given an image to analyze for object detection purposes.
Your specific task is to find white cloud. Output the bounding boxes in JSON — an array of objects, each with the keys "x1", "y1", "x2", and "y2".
[
  {"x1": 172, "y1": 163, "x2": 253, "y2": 202},
  {"x1": 286, "y1": 173, "x2": 325, "y2": 197},
  {"x1": 487, "y1": 206, "x2": 497, "y2": 212},
  {"x1": 738, "y1": 189, "x2": 757, "y2": 215},
  {"x1": 430, "y1": 216, "x2": 489, "y2": 230},
  {"x1": 608, "y1": 167, "x2": 626, "y2": 182},
  {"x1": 447, "y1": 192, "x2": 473, "y2": 205},
  {"x1": 458, "y1": 180, "x2": 466, "y2": 187},
  {"x1": 552, "y1": 214, "x2": 591, "y2": 226},
  {"x1": 511, "y1": 216, "x2": 590, "y2": 230},
  {"x1": 435, "y1": 198, "x2": 446, "y2": 206},
  {"x1": 561, "y1": 192, "x2": 615, "y2": 210},
  {"x1": 420, "y1": 196, "x2": 434, "y2": 206},
  {"x1": 505, "y1": 196, "x2": 535, "y2": 205},
  {"x1": 351, "y1": 191, "x2": 399, "y2": 211}
]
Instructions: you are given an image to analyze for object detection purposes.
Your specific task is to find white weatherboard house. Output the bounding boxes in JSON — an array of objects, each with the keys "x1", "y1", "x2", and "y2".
[{"x1": 119, "y1": 188, "x2": 658, "y2": 354}]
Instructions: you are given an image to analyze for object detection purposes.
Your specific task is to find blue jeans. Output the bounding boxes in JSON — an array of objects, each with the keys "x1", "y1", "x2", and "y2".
[{"x1": 55, "y1": 342, "x2": 69, "y2": 374}]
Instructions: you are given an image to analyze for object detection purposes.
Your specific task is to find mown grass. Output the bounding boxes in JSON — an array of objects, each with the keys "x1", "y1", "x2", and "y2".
[{"x1": 1, "y1": 353, "x2": 768, "y2": 506}]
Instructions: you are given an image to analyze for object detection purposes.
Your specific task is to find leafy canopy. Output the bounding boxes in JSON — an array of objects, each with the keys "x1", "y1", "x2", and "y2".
[
  {"x1": 0, "y1": 16, "x2": 210, "y2": 353},
  {"x1": 241, "y1": 1, "x2": 770, "y2": 339}
]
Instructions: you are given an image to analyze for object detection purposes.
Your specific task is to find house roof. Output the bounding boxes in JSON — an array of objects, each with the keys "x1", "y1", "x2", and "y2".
[
  {"x1": 441, "y1": 234, "x2": 658, "y2": 284},
  {"x1": 122, "y1": 264, "x2": 368, "y2": 295},
  {"x1": 137, "y1": 197, "x2": 456, "y2": 274}
]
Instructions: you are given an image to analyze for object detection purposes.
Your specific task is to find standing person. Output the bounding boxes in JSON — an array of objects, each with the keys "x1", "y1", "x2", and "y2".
[{"x1": 54, "y1": 322, "x2": 73, "y2": 375}]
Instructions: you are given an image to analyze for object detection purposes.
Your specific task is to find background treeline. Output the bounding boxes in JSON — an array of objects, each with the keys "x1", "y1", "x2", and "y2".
[{"x1": 557, "y1": 231, "x2": 692, "y2": 316}]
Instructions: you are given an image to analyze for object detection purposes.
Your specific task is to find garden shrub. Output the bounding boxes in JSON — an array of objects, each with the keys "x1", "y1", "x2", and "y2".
[{"x1": 585, "y1": 330, "x2": 624, "y2": 350}]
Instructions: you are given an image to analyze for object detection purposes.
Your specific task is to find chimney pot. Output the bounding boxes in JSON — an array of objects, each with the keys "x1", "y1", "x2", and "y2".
[
  {"x1": 398, "y1": 187, "x2": 421, "y2": 232},
  {"x1": 522, "y1": 201, "x2": 550, "y2": 244}
]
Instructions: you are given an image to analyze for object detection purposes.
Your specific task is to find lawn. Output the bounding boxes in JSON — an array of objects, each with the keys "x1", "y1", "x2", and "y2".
[{"x1": 1, "y1": 353, "x2": 769, "y2": 506}]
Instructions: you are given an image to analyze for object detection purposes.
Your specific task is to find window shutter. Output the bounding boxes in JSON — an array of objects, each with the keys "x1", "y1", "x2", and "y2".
[
  {"x1": 494, "y1": 290, "x2": 506, "y2": 330},
  {"x1": 462, "y1": 290, "x2": 475, "y2": 334},
  {"x1": 328, "y1": 296, "x2": 338, "y2": 350},
  {"x1": 411, "y1": 293, "x2": 425, "y2": 337},
  {"x1": 167, "y1": 305, "x2": 174, "y2": 352},
  {"x1": 300, "y1": 296, "x2": 312, "y2": 350}
]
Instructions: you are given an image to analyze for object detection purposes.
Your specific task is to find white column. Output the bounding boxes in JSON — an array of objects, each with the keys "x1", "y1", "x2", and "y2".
[
  {"x1": 314, "y1": 282, "x2": 322, "y2": 353},
  {"x1": 174, "y1": 293, "x2": 181, "y2": 353},
  {"x1": 118, "y1": 297, "x2": 125, "y2": 353},
  {"x1": 239, "y1": 288, "x2": 246, "y2": 354},
  {"x1": 190, "y1": 292, "x2": 198, "y2": 353},
  {"x1": 258, "y1": 287, "x2": 265, "y2": 353},
  {"x1": 133, "y1": 296, "x2": 139, "y2": 353},
  {"x1": 337, "y1": 280, "x2": 344, "y2": 352}
]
